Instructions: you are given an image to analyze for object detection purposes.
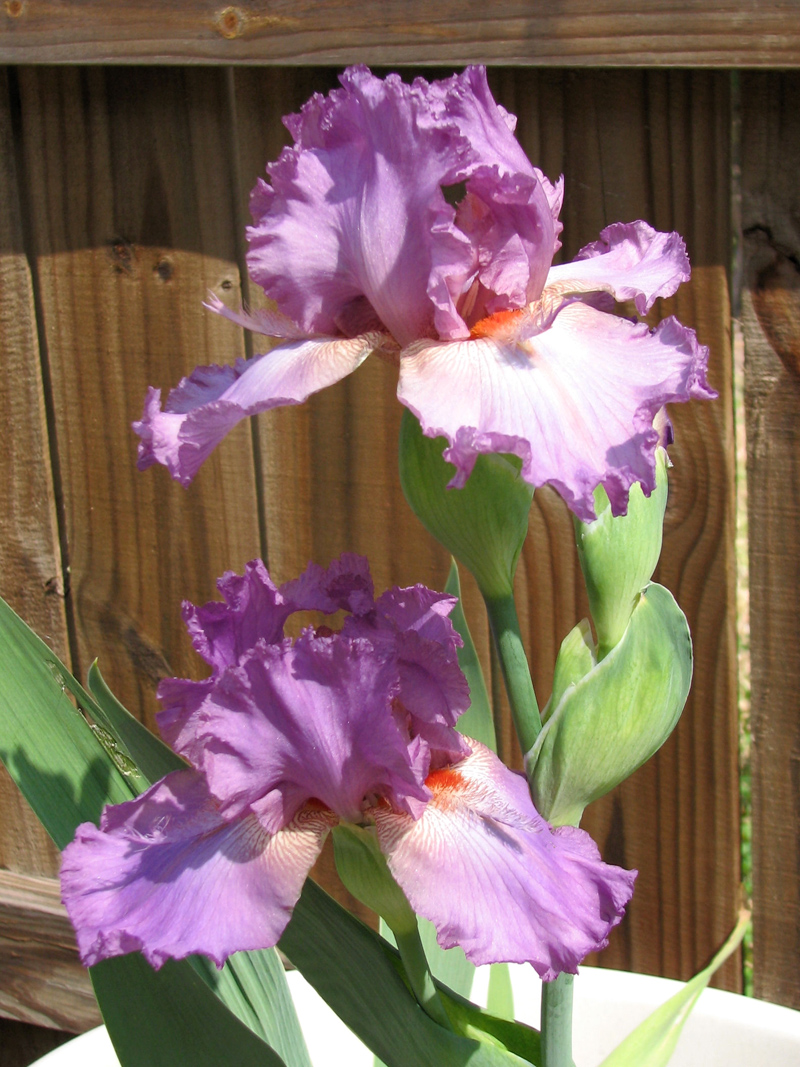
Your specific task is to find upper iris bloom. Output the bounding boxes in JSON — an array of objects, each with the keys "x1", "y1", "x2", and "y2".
[
  {"x1": 61, "y1": 555, "x2": 635, "y2": 979},
  {"x1": 134, "y1": 66, "x2": 714, "y2": 522}
]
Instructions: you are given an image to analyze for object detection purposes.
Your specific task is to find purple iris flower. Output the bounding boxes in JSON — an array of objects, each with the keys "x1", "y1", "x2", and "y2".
[
  {"x1": 61, "y1": 555, "x2": 635, "y2": 979},
  {"x1": 134, "y1": 65, "x2": 714, "y2": 522}
]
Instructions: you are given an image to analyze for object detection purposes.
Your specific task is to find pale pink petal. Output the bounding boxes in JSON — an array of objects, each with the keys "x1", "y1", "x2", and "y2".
[
  {"x1": 375, "y1": 741, "x2": 635, "y2": 978},
  {"x1": 545, "y1": 220, "x2": 690, "y2": 315},
  {"x1": 134, "y1": 333, "x2": 381, "y2": 486},
  {"x1": 398, "y1": 302, "x2": 714, "y2": 521}
]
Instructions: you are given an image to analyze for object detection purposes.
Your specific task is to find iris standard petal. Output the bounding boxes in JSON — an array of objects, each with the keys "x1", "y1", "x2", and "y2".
[
  {"x1": 343, "y1": 583, "x2": 470, "y2": 757},
  {"x1": 280, "y1": 553, "x2": 376, "y2": 616},
  {"x1": 247, "y1": 67, "x2": 467, "y2": 346},
  {"x1": 398, "y1": 302, "x2": 714, "y2": 521},
  {"x1": 375, "y1": 741, "x2": 636, "y2": 978},
  {"x1": 545, "y1": 220, "x2": 691, "y2": 315},
  {"x1": 182, "y1": 559, "x2": 294, "y2": 674},
  {"x1": 175, "y1": 631, "x2": 430, "y2": 826},
  {"x1": 60, "y1": 769, "x2": 335, "y2": 969},
  {"x1": 134, "y1": 332, "x2": 380, "y2": 485}
]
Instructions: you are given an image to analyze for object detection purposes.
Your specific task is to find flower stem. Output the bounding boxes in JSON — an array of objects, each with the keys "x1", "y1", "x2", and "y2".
[
  {"x1": 541, "y1": 973, "x2": 574, "y2": 1067},
  {"x1": 393, "y1": 924, "x2": 453, "y2": 1030},
  {"x1": 484, "y1": 593, "x2": 541, "y2": 753}
]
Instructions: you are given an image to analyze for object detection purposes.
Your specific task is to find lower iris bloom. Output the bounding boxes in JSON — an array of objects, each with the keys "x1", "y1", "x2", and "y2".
[
  {"x1": 134, "y1": 65, "x2": 714, "y2": 521},
  {"x1": 61, "y1": 556, "x2": 635, "y2": 980}
]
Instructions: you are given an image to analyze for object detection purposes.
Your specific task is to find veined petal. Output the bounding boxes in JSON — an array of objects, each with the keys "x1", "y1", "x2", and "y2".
[
  {"x1": 182, "y1": 631, "x2": 430, "y2": 826},
  {"x1": 376, "y1": 741, "x2": 635, "y2": 978},
  {"x1": 398, "y1": 302, "x2": 715, "y2": 521},
  {"x1": 60, "y1": 769, "x2": 335, "y2": 969},
  {"x1": 133, "y1": 333, "x2": 380, "y2": 486},
  {"x1": 546, "y1": 221, "x2": 690, "y2": 315}
]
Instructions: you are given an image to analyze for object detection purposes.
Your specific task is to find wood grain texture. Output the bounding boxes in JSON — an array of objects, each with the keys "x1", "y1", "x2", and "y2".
[
  {"x1": 0, "y1": 68, "x2": 65, "y2": 882},
  {"x1": 0, "y1": 870, "x2": 98, "y2": 1032},
  {"x1": 0, "y1": 63, "x2": 74, "y2": 1061},
  {"x1": 490, "y1": 70, "x2": 740, "y2": 988},
  {"x1": 1, "y1": 1, "x2": 800, "y2": 67},
  {"x1": 741, "y1": 71, "x2": 800, "y2": 1012},
  {"x1": 14, "y1": 66, "x2": 263, "y2": 733}
]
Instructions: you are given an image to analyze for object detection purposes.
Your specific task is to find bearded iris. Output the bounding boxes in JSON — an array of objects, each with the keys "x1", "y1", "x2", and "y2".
[
  {"x1": 134, "y1": 65, "x2": 714, "y2": 522},
  {"x1": 61, "y1": 555, "x2": 634, "y2": 980}
]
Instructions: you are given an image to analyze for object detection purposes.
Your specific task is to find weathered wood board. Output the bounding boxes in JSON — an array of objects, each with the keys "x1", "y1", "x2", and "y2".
[
  {"x1": 0, "y1": 1, "x2": 799, "y2": 67},
  {"x1": 741, "y1": 71, "x2": 800, "y2": 1013}
]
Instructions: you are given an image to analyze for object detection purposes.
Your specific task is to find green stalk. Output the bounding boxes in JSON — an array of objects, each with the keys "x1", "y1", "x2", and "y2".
[
  {"x1": 393, "y1": 924, "x2": 453, "y2": 1030},
  {"x1": 484, "y1": 593, "x2": 541, "y2": 753},
  {"x1": 541, "y1": 973, "x2": 574, "y2": 1067}
]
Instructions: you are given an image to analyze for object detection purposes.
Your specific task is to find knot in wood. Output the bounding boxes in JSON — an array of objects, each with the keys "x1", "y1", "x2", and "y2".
[
  {"x1": 216, "y1": 6, "x2": 245, "y2": 39},
  {"x1": 4, "y1": 0, "x2": 24, "y2": 17}
]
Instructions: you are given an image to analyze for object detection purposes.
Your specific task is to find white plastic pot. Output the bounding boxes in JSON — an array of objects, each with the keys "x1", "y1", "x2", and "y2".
[{"x1": 31, "y1": 965, "x2": 800, "y2": 1067}]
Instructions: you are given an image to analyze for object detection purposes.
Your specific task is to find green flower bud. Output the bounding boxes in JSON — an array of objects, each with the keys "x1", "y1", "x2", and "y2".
[
  {"x1": 574, "y1": 448, "x2": 669, "y2": 659},
  {"x1": 528, "y1": 582, "x2": 692, "y2": 827},
  {"x1": 541, "y1": 618, "x2": 596, "y2": 725},
  {"x1": 398, "y1": 410, "x2": 533, "y2": 599},
  {"x1": 332, "y1": 824, "x2": 417, "y2": 935}
]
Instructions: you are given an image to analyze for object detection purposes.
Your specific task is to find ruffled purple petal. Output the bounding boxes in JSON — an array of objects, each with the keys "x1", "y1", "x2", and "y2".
[
  {"x1": 373, "y1": 585, "x2": 462, "y2": 648},
  {"x1": 60, "y1": 769, "x2": 335, "y2": 969},
  {"x1": 546, "y1": 221, "x2": 690, "y2": 315},
  {"x1": 178, "y1": 631, "x2": 430, "y2": 826},
  {"x1": 247, "y1": 67, "x2": 465, "y2": 345},
  {"x1": 280, "y1": 553, "x2": 376, "y2": 616},
  {"x1": 247, "y1": 66, "x2": 560, "y2": 347},
  {"x1": 398, "y1": 302, "x2": 715, "y2": 521},
  {"x1": 133, "y1": 333, "x2": 380, "y2": 486},
  {"x1": 343, "y1": 584, "x2": 470, "y2": 757},
  {"x1": 182, "y1": 559, "x2": 294, "y2": 673},
  {"x1": 376, "y1": 741, "x2": 636, "y2": 978}
]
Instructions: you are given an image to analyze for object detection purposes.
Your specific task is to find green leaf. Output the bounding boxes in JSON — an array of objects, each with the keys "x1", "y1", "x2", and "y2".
[
  {"x1": 0, "y1": 597, "x2": 298, "y2": 1067},
  {"x1": 282, "y1": 879, "x2": 539, "y2": 1067},
  {"x1": 87, "y1": 660, "x2": 186, "y2": 781},
  {"x1": 486, "y1": 964, "x2": 514, "y2": 1023},
  {"x1": 0, "y1": 599, "x2": 137, "y2": 846},
  {"x1": 91, "y1": 955, "x2": 287, "y2": 1067},
  {"x1": 87, "y1": 662, "x2": 312, "y2": 1067},
  {"x1": 444, "y1": 559, "x2": 497, "y2": 752},
  {"x1": 598, "y1": 911, "x2": 750, "y2": 1066}
]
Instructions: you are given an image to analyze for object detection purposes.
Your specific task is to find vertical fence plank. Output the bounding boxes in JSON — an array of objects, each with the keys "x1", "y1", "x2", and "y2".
[
  {"x1": 490, "y1": 70, "x2": 739, "y2": 988},
  {"x1": 0, "y1": 66, "x2": 79, "y2": 1060},
  {"x1": 0, "y1": 68, "x2": 66, "y2": 879},
  {"x1": 15, "y1": 67, "x2": 262, "y2": 731},
  {"x1": 741, "y1": 71, "x2": 800, "y2": 1012}
]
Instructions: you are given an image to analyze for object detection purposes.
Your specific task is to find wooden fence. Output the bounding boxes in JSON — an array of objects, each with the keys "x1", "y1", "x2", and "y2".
[{"x1": 0, "y1": 5, "x2": 798, "y2": 1064}]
